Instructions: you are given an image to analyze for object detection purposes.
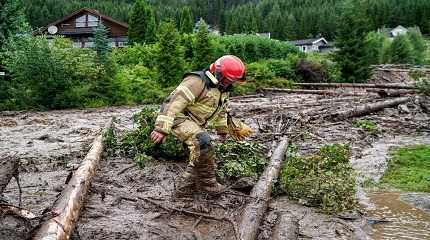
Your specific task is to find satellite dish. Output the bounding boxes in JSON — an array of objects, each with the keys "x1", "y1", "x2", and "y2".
[{"x1": 47, "y1": 25, "x2": 58, "y2": 35}]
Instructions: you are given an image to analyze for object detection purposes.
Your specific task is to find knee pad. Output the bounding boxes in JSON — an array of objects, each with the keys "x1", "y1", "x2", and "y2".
[{"x1": 196, "y1": 132, "x2": 212, "y2": 153}]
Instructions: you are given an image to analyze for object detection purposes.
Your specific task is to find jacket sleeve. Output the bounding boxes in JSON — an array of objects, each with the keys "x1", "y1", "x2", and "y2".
[
  {"x1": 154, "y1": 77, "x2": 204, "y2": 135},
  {"x1": 211, "y1": 101, "x2": 229, "y2": 135}
]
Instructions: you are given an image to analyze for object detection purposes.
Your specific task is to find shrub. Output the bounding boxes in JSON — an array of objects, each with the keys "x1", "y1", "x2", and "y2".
[
  {"x1": 353, "y1": 119, "x2": 378, "y2": 133},
  {"x1": 215, "y1": 140, "x2": 268, "y2": 180},
  {"x1": 114, "y1": 64, "x2": 168, "y2": 104},
  {"x1": 119, "y1": 107, "x2": 186, "y2": 161},
  {"x1": 281, "y1": 144, "x2": 357, "y2": 214}
]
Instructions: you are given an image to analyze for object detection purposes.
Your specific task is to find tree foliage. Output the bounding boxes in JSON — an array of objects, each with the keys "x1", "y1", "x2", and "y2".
[
  {"x1": 0, "y1": 0, "x2": 29, "y2": 50},
  {"x1": 156, "y1": 20, "x2": 184, "y2": 87},
  {"x1": 193, "y1": 19, "x2": 213, "y2": 70},
  {"x1": 128, "y1": 0, "x2": 156, "y2": 44},
  {"x1": 21, "y1": 0, "x2": 430, "y2": 41},
  {"x1": 179, "y1": 7, "x2": 193, "y2": 33},
  {"x1": 334, "y1": 0, "x2": 371, "y2": 83}
]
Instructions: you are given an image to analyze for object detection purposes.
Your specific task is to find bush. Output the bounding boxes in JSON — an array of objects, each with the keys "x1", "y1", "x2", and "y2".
[
  {"x1": 215, "y1": 140, "x2": 268, "y2": 180},
  {"x1": 119, "y1": 107, "x2": 186, "y2": 162},
  {"x1": 114, "y1": 64, "x2": 168, "y2": 104},
  {"x1": 281, "y1": 144, "x2": 357, "y2": 214},
  {"x1": 213, "y1": 34, "x2": 302, "y2": 62}
]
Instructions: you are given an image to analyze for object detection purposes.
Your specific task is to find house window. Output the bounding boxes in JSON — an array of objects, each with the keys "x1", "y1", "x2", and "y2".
[
  {"x1": 85, "y1": 42, "x2": 94, "y2": 48},
  {"x1": 118, "y1": 42, "x2": 127, "y2": 47},
  {"x1": 76, "y1": 14, "x2": 99, "y2": 28}
]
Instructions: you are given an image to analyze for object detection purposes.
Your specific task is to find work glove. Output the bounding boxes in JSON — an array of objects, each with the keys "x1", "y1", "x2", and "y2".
[{"x1": 227, "y1": 114, "x2": 253, "y2": 141}]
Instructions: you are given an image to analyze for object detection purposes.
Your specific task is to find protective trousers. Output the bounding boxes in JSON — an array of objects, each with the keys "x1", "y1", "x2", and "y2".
[{"x1": 172, "y1": 120, "x2": 224, "y2": 193}]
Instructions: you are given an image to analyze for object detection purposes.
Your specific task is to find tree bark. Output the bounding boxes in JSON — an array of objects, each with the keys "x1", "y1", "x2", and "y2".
[
  {"x1": 32, "y1": 119, "x2": 113, "y2": 240},
  {"x1": 238, "y1": 137, "x2": 289, "y2": 240},
  {"x1": 292, "y1": 82, "x2": 416, "y2": 89},
  {"x1": 330, "y1": 97, "x2": 412, "y2": 120}
]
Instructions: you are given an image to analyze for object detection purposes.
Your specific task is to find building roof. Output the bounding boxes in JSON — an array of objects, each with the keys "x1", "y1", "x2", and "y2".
[
  {"x1": 289, "y1": 37, "x2": 328, "y2": 46},
  {"x1": 40, "y1": 8, "x2": 128, "y2": 33}
]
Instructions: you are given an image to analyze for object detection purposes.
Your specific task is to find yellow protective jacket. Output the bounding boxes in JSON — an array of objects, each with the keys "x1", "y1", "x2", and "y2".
[{"x1": 154, "y1": 71, "x2": 231, "y2": 135}]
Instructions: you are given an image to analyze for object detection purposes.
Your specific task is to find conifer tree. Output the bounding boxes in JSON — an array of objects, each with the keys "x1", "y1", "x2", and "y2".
[
  {"x1": 93, "y1": 23, "x2": 111, "y2": 64},
  {"x1": 193, "y1": 19, "x2": 213, "y2": 70},
  {"x1": 128, "y1": 0, "x2": 156, "y2": 44},
  {"x1": 179, "y1": 7, "x2": 193, "y2": 33},
  {"x1": 407, "y1": 29, "x2": 427, "y2": 65},
  {"x1": 334, "y1": 0, "x2": 372, "y2": 83},
  {"x1": 388, "y1": 35, "x2": 414, "y2": 64},
  {"x1": 157, "y1": 20, "x2": 184, "y2": 87},
  {"x1": 0, "y1": 0, "x2": 29, "y2": 50}
]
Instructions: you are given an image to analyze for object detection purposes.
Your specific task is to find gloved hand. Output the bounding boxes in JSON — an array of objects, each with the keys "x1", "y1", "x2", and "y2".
[{"x1": 227, "y1": 115, "x2": 253, "y2": 141}]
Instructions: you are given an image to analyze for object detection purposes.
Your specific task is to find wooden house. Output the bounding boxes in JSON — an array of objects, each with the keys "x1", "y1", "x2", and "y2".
[{"x1": 39, "y1": 8, "x2": 128, "y2": 48}]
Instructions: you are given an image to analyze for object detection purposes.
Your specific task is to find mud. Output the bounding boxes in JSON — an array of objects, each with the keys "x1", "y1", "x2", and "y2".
[{"x1": 1, "y1": 90, "x2": 429, "y2": 239}]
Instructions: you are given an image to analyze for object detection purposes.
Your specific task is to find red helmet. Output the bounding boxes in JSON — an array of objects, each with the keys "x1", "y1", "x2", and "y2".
[{"x1": 209, "y1": 55, "x2": 246, "y2": 86}]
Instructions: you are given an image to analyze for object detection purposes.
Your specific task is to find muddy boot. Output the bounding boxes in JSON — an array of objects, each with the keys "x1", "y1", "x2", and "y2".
[
  {"x1": 193, "y1": 147, "x2": 225, "y2": 195},
  {"x1": 175, "y1": 165, "x2": 195, "y2": 197}
]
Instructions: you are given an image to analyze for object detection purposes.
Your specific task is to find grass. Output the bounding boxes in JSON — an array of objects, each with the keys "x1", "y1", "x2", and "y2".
[
  {"x1": 381, "y1": 145, "x2": 430, "y2": 192},
  {"x1": 353, "y1": 119, "x2": 378, "y2": 133}
]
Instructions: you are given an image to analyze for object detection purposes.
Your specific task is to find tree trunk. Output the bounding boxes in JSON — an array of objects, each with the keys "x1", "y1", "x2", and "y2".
[
  {"x1": 238, "y1": 137, "x2": 289, "y2": 240},
  {"x1": 0, "y1": 155, "x2": 19, "y2": 195},
  {"x1": 262, "y1": 88, "x2": 368, "y2": 96},
  {"x1": 32, "y1": 119, "x2": 113, "y2": 240},
  {"x1": 293, "y1": 82, "x2": 416, "y2": 89},
  {"x1": 330, "y1": 97, "x2": 412, "y2": 120}
]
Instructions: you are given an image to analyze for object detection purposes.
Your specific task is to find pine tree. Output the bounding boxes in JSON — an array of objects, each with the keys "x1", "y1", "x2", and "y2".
[
  {"x1": 179, "y1": 7, "x2": 193, "y2": 33},
  {"x1": 407, "y1": 29, "x2": 427, "y2": 65},
  {"x1": 388, "y1": 35, "x2": 414, "y2": 64},
  {"x1": 93, "y1": 23, "x2": 111, "y2": 64},
  {"x1": 157, "y1": 20, "x2": 184, "y2": 87},
  {"x1": 266, "y1": 3, "x2": 286, "y2": 40},
  {"x1": 193, "y1": 19, "x2": 213, "y2": 70},
  {"x1": 334, "y1": 0, "x2": 372, "y2": 83},
  {"x1": 0, "y1": 0, "x2": 29, "y2": 50},
  {"x1": 128, "y1": 0, "x2": 156, "y2": 44}
]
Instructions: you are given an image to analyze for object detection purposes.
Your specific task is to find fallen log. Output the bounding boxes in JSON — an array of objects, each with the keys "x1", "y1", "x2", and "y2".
[
  {"x1": 32, "y1": 119, "x2": 113, "y2": 240},
  {"x1": 365, "y1": 89, "x2": 417, "y2": 97},
  {"x1": 292, "y1": 82, "x2": 416, "y2": 89},
  {"x1": 330, "y1": 97, "x2": 412, "y2": 120},
  {"x1": 238, "y1": 137, "x2": 289, "y2": 240},
  {"x1": 262, "y1": 88, "x2": 370, "y2": 96}
]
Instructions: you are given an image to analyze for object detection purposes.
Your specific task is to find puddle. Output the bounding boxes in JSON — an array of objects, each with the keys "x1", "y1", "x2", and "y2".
[
  {"x1": 366, "y1": 192, "x2": 430, "y2": 240},
  {"x1": 353, "y1": 135, "x2": 430, "y2": 240}
]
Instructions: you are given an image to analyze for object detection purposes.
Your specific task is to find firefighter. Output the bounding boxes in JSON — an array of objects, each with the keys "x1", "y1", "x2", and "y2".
[{"x1": 150, "y1": 55, "x2": 252, "y2": 194}]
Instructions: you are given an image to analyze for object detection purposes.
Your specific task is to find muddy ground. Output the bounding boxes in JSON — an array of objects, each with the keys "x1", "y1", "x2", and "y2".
[{"x1": 1, "y1": 91, "x2": 429, "y2": 240}]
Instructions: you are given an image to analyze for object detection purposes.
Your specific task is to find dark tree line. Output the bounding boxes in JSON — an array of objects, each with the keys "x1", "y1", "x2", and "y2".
[{"x1": 23, "y1": 0, "x2": 430, "y2": 40}]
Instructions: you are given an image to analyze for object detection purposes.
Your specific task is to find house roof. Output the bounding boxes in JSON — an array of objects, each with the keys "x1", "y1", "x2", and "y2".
[
  {"x1": 289, "y1": 37, "x2": 328, "y2": 46},
  {"x1": 40, "y1": 8, "x2": 128, "y2": 32}
]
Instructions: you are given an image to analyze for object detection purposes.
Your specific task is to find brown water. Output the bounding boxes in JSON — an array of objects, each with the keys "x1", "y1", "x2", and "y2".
[{"x1": 366, "y1": 192, "x2": 430, "y2": 240}]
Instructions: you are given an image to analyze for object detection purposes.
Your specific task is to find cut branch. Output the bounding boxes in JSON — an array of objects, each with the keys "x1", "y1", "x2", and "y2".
[
  {"x1": 32, "y1": 119, "x2": 113, "y2": 240},
  {"x1": 330, "y1": 97, "x2": 412, "y2": 120},
  {"x1": 238, "y1": 137, "x2": 289, "y2": 240}
]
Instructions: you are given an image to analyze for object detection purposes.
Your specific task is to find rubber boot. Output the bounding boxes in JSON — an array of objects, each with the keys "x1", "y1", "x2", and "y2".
[
  {"x1": 193, "y1": 147, "x2": 225, "y2": 194},
  {"x1": 175, "y1": 164, "x2": 195, "y2": 197}
]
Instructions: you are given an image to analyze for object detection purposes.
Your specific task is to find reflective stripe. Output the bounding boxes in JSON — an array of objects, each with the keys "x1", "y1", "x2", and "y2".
[
  {"x1": 156, "y1": 115, "x2": 174, "y2": 124},
  {"x1": 177, "y1": 85, "x2": 195, "y2": 102},
  {"x1": 213, "y1": 119, "x2": 227, "y2": 127},
  {"x1": 193, "y1": 103, "x2": 215, "y2": 113}
]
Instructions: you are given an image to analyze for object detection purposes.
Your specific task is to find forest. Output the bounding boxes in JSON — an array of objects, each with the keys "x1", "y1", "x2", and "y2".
[{"x1": 24, "y1": 0, "x2": 430, "y2": 40}]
